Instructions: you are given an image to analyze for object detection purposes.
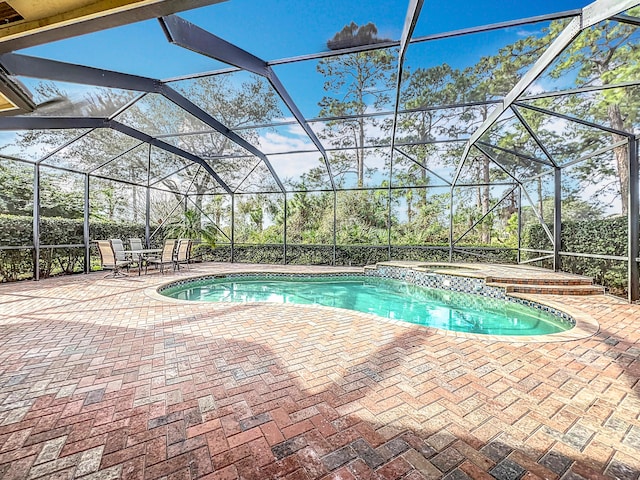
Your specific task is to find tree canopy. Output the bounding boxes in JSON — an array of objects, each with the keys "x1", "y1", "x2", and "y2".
[{"x1": 0, "y1": 13, "x2": 637, "y2": 251}]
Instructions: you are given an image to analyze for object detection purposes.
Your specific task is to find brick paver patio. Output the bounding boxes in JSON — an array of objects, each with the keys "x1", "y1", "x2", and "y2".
[{"x1": 0, "y1": 263, "x2": 638, "y2": 479}]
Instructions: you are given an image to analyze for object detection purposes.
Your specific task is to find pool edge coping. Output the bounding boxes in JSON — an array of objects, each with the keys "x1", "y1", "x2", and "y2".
[{"x1": 145, "y1": 269, "x2": 599, "y2": 344}]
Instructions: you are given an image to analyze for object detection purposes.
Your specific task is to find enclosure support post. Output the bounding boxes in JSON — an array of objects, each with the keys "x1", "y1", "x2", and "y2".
[
  {"x1": 145, "y1": 143, "x2": 151, "y2": 247},
  {"x1": 333, "y1": 191, "x2": 337, "y2": 266},
  {"x1": 628, "y1": 136, "x2": 639, "y2": 303},
  {"x1": 33, "y1": 164, "x2": 40, "y2": 281},
  {"x1": 145, "y1": 187, "x2": 151, "y2": 248},
  {"x1": 387, "y1": 189, "x2": 392, "y2": 262},
  {"x1": 84, "y1": 174, "x2": 90, "y2": 274},
  {"x1": 517, "y1": 185, "x2": 522, "y2": 264},
  {"x1": 231, "y1": 193, "x2": 235, "y2": 263},
  {"x1": 553, "y1": 167, "x2": 562, "y2": 271},
  {"x1": 448, "y1": 186, "x2": 454, "y2": 263},
  {"x1": 283, "y1": 193, "x2": 287, "y2": 265},
  {"x1": 387, "y1": 144, "x2": 394, "y2": 263}
]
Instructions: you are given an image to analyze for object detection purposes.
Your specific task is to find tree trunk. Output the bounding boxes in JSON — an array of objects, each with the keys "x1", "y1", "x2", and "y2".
[
  {"x1": 537, "y1": 178, "x2": 544, "y2": 223},
  {"x1": 481, "y1": 156, "x2": 491, "y2": 244},
  {"x1": 357, "y1": 65, "x2": 365, "y2": 188},
  {"x1": 132, "y1": 184, "x2": 138, "y2": 223},
  {"x1": 358, "y1": 118, "x2": 365, "y2": 187},
  {"x1": 420, "y1": 115, "x2": 430, "y2": 208},
  {"x1": 608, "y1": 103, "x2": 629, "y2": 216},
  {"x1": 420, "y1": 166, "x2": 427, "y2": 208}
]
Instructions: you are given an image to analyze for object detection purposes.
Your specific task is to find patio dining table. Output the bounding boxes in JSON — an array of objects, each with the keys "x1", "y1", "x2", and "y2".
[{"x1": 126, "y1": 248, "x2": 162, "y2": 276}]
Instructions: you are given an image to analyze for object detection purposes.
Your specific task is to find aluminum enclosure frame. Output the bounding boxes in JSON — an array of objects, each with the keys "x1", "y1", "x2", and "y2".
[{"x1": 0, "y1": 0, "x2": 636, "y2": 300}]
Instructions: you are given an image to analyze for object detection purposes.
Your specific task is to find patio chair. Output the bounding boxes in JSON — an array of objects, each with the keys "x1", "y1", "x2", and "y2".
[
  {"x1": 109, "y1": 238, "x2": 127, "y2": 260},
  {"x1": 129, "y1": 238, "x2": 153, "y2": 273},
  {"x1": 96, "y1": 240, "x2": 131, "y2": 277},
  {"x1": 147, "y1": 239, "x2": 177, "y2": 274},
  {"x1": 174, "y1": 239, "x2": 192, "y2": 271},
  {"x1": 111, "y1": 238, "x2": 138, "y2": 269},
  {"x1": 129, "y1": 238, "x2": 144, "y2": 251}
]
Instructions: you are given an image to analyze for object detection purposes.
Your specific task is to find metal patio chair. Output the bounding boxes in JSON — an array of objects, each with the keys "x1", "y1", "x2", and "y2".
[
  {"x1": 129, "y1": 237, "x2": 154, "y2": 273},
  {"x1": 111, "y1": 238, "x2": 138, "y2": 269},
  {"x1": 96, "y1": 240, "x2": 131, "y2": 277},
  {"x1": 174, "y1": 239, "x2": 192, "y2": 271},
  {"x1": 129, "y1": 238, "x2": 144, "y2": 251},
  {"x1": 147, "y1": 239, "x2": 177, "y2": 274}
]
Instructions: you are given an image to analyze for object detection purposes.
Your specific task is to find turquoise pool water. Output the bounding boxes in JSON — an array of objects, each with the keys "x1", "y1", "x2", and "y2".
[{"x1": 160, "y1": 275, "x2": 572, "y2": 336}]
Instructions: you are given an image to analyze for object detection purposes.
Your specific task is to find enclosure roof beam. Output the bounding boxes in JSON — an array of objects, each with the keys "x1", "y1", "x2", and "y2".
[
  {"x1": 0, "y1": 116, "x2": 105, "y2": 130},
  {"x1": 87, "y1": 141, "x2": 146, "y2": 174},
  {"x1": 35, "y1": 128, "x2": 96, "y2": 165},
  {"x1": 521, "y1": 183, "x2": 555, "y2": 244},
  {"x1": 0, "y1": 53, "x2": 161, "y2": 92},
  {"x1": 456, "y1": 14, "x2": 582, "y2": 180},
  {"x1": 560, "y1": 138, "x2": 629, "y2": 169},
  {"x1": 239, "y1": 138, "x2": 469, "y2": 158},
  {"x1": 151, "y1": 98, "x2": 500, "y2": 134},
  {"x1": 160, "y1": 14, "x2": 327, "y2": 192},
  {"x1": 612, "y1": 13, "x2": 640, "y2": 27},
  {"x1": 160, "y1": 15, "x2": 267, "y2": 76},
  {"x1": 227, "y1": 182, "x2": 518, "y2": 195},
  {"x1": 0, "y1": 53, "x2": 267, "y2": 192},
  {"x1": 388, "y1": 0, "x2": 425, "y2": 188},
  {"x1": 455, "y1": 0, "x2": 640, "y2": 187},
  {"x1": 158, "y1": 84, "x2": 281, "y2": 173},
  {"x1": 514, "y1": 101, "x2": 634, "y2": 137},
  {"x1": 519, "y1": 79, "x2": 640, "y2": 101},
  {"x1": 473, "y1": 144, "x2": 522, "y2": 185},
  {"x1": 453, "y1": 185, "x2": 518, "y2": 245},
  {"x1": 165, "y1": 82, "x2": 287, "y2": 193},
  {"x1": 0, "y1": 115, "x2": 228, "y2": 193},
  {"x1": 476, "y1": 140, "x2": 554, "y2": 167},
  {"x1": 393, "y1": 147, "x2": 452, "y2": 186},
  {"x1": 0, "y1": 113, "x2": 233, "y2": 193},
  {"x1": 109, "y1": 120, "x2": 233, "y2": 194},
  {"x1": 400, "y1": 0, "x2": 425, "y2": 86},
  {"x1": 511, "y1": 106, "x2": 558, "y2": 167},
  {"x1": 164, "y1": 9, "x2": 581, "y2": 78}
]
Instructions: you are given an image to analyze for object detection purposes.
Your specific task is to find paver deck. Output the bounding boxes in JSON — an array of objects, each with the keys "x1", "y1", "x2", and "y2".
[{"x1": 0, "y1": 262, "x2": 638, "y2": 480}]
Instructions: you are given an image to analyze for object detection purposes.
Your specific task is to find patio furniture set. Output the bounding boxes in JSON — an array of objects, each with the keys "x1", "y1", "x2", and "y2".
[{"x1": 95, "y1": 238, "x2": 193, "y2": 277}]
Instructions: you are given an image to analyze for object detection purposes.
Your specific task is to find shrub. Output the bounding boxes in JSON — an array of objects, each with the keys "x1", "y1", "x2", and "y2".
[
  {"x1": 192, "y1": 243, "x2": 517, "y2": 267},
  {"x1": 523, "y1": 216, "x2": 633, "y2": 296},
  {"x1": 0, "y1": 214, "x2": 146, "y2": 281}
]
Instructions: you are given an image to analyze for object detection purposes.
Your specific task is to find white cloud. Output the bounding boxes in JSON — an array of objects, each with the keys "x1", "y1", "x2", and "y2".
[{"x1": 255, "y1": 121, "x2": 324, "y2": 183}]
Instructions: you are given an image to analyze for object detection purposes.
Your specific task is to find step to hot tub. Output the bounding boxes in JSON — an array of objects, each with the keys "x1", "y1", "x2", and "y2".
[
  {"x1": 495, "y1": 283, "x2": 605, "y2": 295},
  {"x1": 486, "y1": 276, "x2": 595, "y2": 286}
]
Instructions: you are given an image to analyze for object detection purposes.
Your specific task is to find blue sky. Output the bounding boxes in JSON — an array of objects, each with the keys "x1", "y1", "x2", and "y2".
[
  {"x1": 11, "y1": 0, "x2": 625, "y2": 206},
  {"x1": 17, "y1": 0, "x2": 593, "y2": 120},
  {"x1": 21, "y1": 0, "x2": 591, "y2": 78}
]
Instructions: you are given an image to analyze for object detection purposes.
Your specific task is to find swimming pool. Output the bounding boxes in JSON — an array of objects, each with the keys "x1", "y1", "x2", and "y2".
[{"x1": 159, "y1": 274, "x2": 573, "y2": 336}]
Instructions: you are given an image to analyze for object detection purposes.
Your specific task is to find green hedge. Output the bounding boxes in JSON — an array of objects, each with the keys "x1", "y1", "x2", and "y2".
[
  {"x1": 0, "y1": 214, "x2": 146, "y2": 281},
  {"x1": 523, "y1": 216, "x2": 632, "y2": 295},
  {"x1": 193, "y1": 243, "x2": 517, "y2": 267}
]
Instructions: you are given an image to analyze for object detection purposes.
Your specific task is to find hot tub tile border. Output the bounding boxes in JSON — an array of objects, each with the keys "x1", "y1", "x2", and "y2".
[{"x1": 363, "y1": 264, "x2": 575, "y2": 327}]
